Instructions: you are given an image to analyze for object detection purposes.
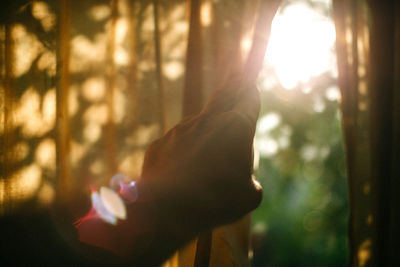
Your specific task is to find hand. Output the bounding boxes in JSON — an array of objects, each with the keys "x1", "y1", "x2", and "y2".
[{"x1": 141, "y1": 77, "x2": 262, "y2": 236}]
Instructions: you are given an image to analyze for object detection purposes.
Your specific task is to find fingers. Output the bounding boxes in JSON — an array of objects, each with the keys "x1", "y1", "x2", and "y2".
[
  {"x1": 232, "y1": 82, "x2": 260, "y2": 127},
  {"x1": 203, "y1": 76, "x2": 260, "y2": 135},
  {"x1": 203, "y1": 73, "x2": 243, "y2": 114}
]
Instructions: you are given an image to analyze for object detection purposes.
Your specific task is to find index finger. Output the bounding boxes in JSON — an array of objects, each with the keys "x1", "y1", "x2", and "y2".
[
  {"x1": 231, "y1": 0, "x2": 279, "y2": 126},
  {"x1": 204, "y1": 0, "x2": 280, "y2": 120}
]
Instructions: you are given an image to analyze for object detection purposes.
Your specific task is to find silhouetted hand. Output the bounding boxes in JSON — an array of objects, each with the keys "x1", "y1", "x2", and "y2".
[
  {"x1": 76, "y1": 78, "x2": 263, "y2": 265},
  {"x1": 141, "y1": 78, "x2": 262, "y2": 237}
]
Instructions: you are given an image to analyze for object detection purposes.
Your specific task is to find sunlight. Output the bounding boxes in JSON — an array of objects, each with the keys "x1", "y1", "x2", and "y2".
[
  {"x1": 15, "y1": 87, "x2": 55, "y2": 137},
  {"x1": 201, "y1": 1, "x2": 213, "y2": 27},
  {"x1": 38, "y1": 182, "x2": 55, "y2": 205},
  {"x1": 89, "y1": 5, "x2": 111, "y2": 21},
  {"x1": 32, "y1": 1, "x2": 56, "y2": 31},
  {"x1": 266, "y1": 2, "x2": 336, "y2": 89},
  {"x1": 12, "y1": 24, "x2": 43, "y2": 77},
  {"x1": 82, "y1": 77, "x2": 106, "y2": 102},
  {"x1": 164, "y1": 61, "x2": 184, "y2": 80},
  {"x1": 357, "y1": 239, "x2": 372, "y2": 267},
  {"x1": 35, "y1": 138, "x2": 56, "y2": 170},
  {"x1": 0, "y1": 164, "x2": 42, "y2": 205}
]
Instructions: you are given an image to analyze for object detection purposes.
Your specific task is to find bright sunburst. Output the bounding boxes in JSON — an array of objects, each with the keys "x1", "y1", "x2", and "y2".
[{"x1": 265, "y1": 2, "x2": 336, "y2": 89}]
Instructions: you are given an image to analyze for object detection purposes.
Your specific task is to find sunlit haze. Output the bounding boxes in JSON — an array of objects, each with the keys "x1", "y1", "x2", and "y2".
[{"x1": 265, "y1": 2, "x2": 336, "y2": 89}]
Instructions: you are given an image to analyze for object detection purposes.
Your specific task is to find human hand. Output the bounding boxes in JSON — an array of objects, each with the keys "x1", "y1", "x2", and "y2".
[{"x1": 140, "y1": 78, "x2": 262, "y2": 236}]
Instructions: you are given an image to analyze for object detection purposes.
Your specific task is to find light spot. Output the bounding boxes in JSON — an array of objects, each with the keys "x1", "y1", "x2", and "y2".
[
  {"x1": 70, "y1": 34, "x2": 107, "y2": 72},
  {"x1": 84, "y1": 104, "x2": 108, "y2": 125},
  {"x1": 12, "y1": 24, "x2": 43, "y2": 77},
  {"x1": 89, "y1": 5, "x2": 111, "y2": 21},
  {"x1": 110, "y1": 174, "x2": 138, "y2": 202},
  {"x1": 114, "y1": 47, "x2": 129, "y2": 66},
  {"x1": 32, "y1": 1, "x2": 56, "y2": 31},
  {"x1": 241, "y1": 36, "x2": 252, "y2": 54},
  {"x1": 118, "y1": 151, "x2": 145, "y2": 178},
  {"x1": 126, "y1": 124, "x2": 160, "y2": 146},
  {"x1": 366, "y1": 214, "x2": 373, "y2": 225},
  {"x1": 70, "y1": 141, "x2": 89, "y2": 165},
  {"x1": 257, "y1": 112, "x2": 281, "y2": 133},
  {"x1": 363, "y1": 183, "x2": 370, "y2": 195},
  {"x1": 90, "y1": 160, "x2": 105, "y2": 175},
  {"x1": 35, "y1": 138, "x2": 56, "y2": 170},
  {"x1": 266, "y1": 3, "x2": 336, "y2": 89},
  {"x1": 83, "y1": 122, "x2": 102, "y2": 143},
  {"x1": 15, "y1": 87, "x2": 55, "y2": 137},
  {"x1": 38, "y1": 182, "x2": 55, "y2": 205},
  {"x1": 1, "y1": 164, "x2": 43, "y2": 203},
  {"x1": 82, "y1": 77, "x2": 106, "y2": 102},
  {"x1": 255, "y1": 137, "x2": 278, "y2": 157},
  {"x1": 358, "y1": 101, "x2": 368, "y2": 111},
  {"x1": 164, "y1": 61, "x2": 184, "y2": 80},
  {"x1": 278, "y1": 135, "x2": 290, "y2": 149},
  {"x1": 115, "y1": 18, "x2": 128, "y2": 44},
  {"x1": 42, "y1": 89, "x2": 56, "y2": 127},
  {"x1": 201, "y1": 1, "x2": 213, "y2": 27},
  {"x1": 312, "y1": 96, "x2": 326, "y2": 113},
  {"x1": 32, "y1": 2, "x2": 50, "y2": 20},
  {"x1": 301, "y1": 144, "x2": 318, "y2": 161},
  {"x1": 260, "y1": 76, "x2": 278, "y2": 91},
  {"x1": 325, "y1": 86, "x2": 340, "y2": 101},
  {"x1": 110, "y1": 174, "x2": 132, "y2": 191},
  {"x1": 359, "y1": 81, "x2": 368, "y2": 95},
  {"x1": 91, "y1": 192, "x2": 117, "y2": 225},
  {"x1": 100, "y1": 186, "x2": 127, "y2": 220},
  {"x1": 252, "y1": 222, "x2": 268, "y2": 234},
  {"x1": 37, "y1": 51, "x2": 56, "y2": 76},
  {"x1": 357, "y1": 239, "x2": 372, "y2": 267},
  {"x1": 358, "y1": 64, "x2": 366, "y2": 77}
]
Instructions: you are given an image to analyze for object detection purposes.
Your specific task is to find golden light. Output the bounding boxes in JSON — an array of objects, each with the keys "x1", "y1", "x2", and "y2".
[
  {"x1": 201, "y1": 1, "x2": 213, "y2": 27},
  {"x1": 31, "y1": 1, "x2": 56, "y2": 31},
  {"x1": 164, "y1": 61, "x2": 184, "y2": 80},
  {"x1": 15, "y1": 87, "x2": 55, "y2": 137},
  {"x1": 82, "y1": 77, "x2": 106, "y2": 102},
  {"x1": 0, "y1": 164, "x2": 42, "y2": 205},
  {"x1": 38, "y1": 182, "x2": 55, "y2": 205},
  {"x1": 35, "y1": 138, "x2": 56, "y2": 170},
  {"x1": 12, "y1": 24, "x2": 43, "y2": 77},
  {"x1": 89, "y1": 5, "x2": 111, "y2": 21},
  {"x1": 265, "y1": 2, "x2": 336, "y2": 89}
]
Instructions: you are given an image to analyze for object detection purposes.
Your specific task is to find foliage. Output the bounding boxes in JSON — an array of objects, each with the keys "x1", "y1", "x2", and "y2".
[{"x1": 252, "y1": 67, "x2": 348, "y2": 266}]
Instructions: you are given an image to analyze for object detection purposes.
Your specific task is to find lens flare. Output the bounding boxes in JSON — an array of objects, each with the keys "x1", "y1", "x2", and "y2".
[
  {"x1": 110, "y1": 174, "x2": 139, "y2": 202},
  {"x1": 75, "y1": 174, "x2": 138, "y2": 227},
  {"x1": 91, "y1": 191, "x2": 118, "y2": 225},
  {"x1": 100, "y1": 186, "x2": 126, "y2": 220}
]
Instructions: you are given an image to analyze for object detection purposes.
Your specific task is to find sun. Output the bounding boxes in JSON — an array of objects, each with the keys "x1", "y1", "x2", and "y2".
[{"x1": 265, "y1": 2, "x2": 336, "y2": 89}]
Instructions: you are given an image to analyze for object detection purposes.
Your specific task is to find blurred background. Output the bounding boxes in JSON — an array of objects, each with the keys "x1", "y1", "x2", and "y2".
[
  {"x1": 252, "y1": 1, "x2": 348, "y2": 265},
  {"x1": 0, "y1": 0, "x2": 348, "y2": 265}
]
